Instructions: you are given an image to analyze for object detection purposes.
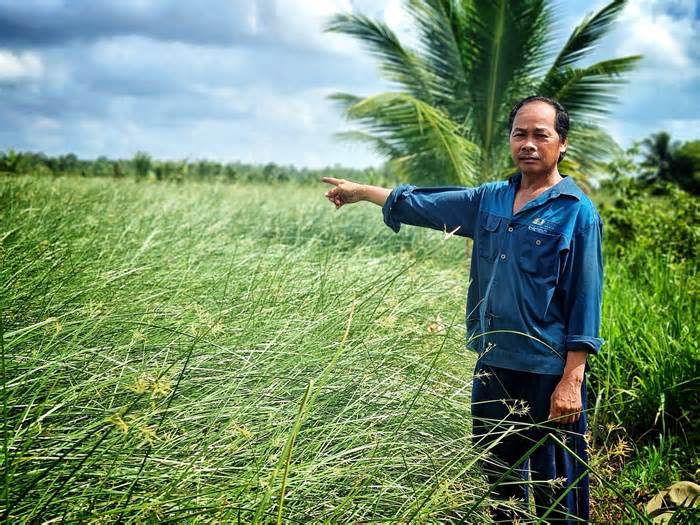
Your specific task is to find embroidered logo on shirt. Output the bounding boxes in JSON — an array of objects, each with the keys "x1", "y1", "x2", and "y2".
[{"x1": 532, "y1": 217, "x2": 545, "y2": 225}]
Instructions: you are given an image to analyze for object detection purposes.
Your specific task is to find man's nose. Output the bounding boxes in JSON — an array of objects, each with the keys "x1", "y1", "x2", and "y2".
[{"x1": 521, "y1": 141, "x2": 536, "y2": 152}]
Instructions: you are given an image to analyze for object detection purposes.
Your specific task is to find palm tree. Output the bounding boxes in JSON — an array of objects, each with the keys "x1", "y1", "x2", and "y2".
[
  {"x1": 325, "y1": 0, "x2": 641, "y2": 189},
  {"x1": 639, "y1": 132, "x2": 700, "y2": 194},
  {"x1": 640, "y1": 131, "x2": 677, "y2": 183}
]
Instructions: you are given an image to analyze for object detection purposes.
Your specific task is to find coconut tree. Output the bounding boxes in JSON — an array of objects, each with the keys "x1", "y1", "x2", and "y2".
[
  {"x1": 325, "y1": 0, "x2": 641, "y2": 189},
  {"x1": 640, "y1": 131, "x2": 677, "y2": 183},
  {"x1": 640, "y1": 132, "x2": 700, "y2": 194}
]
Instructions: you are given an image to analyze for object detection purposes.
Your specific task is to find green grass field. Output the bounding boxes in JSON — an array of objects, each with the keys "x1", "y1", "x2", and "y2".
[
  {"x1": 2, "y1": 175, "x2": 697, "y2": 522},
  {"x1": 1, "y1": 176, "x2": 495, "y2": 523}
]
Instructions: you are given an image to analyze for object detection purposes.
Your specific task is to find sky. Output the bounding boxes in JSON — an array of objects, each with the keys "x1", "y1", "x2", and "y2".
[{"x1": 0, "y1": 0, "x2": 698, "y2": 169}]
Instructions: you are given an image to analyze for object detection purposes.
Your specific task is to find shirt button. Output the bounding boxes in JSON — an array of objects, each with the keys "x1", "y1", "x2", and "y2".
[
  {"x1": 500, "y1": 253, "x2": 506, "y2": 260},
  {"x1": 507, "y1": 226, "x2": 514, "y2": 232},
  {"x1": 535, "y1": 239, "x2": 542, "y2": 245}
]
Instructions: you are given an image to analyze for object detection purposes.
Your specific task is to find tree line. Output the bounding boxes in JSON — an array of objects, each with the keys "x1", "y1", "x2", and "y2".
[
  {"x1": 0, "y1": 149, "x2": 401, "y2": 187},
  {"x1": 1, "y1": 129, "x2": 697, "y2": 195}
]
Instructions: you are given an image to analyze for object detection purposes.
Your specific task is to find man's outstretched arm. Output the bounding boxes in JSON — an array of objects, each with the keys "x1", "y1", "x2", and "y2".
[
  {"x1": 321, "y1": 177, "x2": 390, "y2": 208},
  {"x1": 321, "y1": 177, "x2": 484, "y2": 239}
]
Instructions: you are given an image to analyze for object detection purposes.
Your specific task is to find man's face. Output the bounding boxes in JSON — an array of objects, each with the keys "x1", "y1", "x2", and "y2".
[{"x1": 509, "y1": 101, "x2": 567, "y2": 176}]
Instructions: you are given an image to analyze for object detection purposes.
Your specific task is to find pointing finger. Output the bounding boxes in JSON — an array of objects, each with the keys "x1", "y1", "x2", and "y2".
[{"x1": 321, "y1": 177, "x2": 342, "y2": 186}]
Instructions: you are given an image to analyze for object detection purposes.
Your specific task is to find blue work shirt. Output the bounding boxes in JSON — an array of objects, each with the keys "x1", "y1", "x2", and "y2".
[{"x1": 382, "y1": 172, "x2": 604, "y2": 375}]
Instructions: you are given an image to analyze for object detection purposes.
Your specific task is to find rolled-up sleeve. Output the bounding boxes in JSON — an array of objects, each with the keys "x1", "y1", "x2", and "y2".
[
  {"x1": 382, "y1": 183, "x2": 484, "y2": 238},
  {"x1": 559, "y1": 220, "x2": 605, "y2": 354}
]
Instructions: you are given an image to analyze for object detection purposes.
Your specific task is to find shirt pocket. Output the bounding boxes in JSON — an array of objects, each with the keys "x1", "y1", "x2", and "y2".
[
  {"x1": 477, "y1": 212, "x2": 501, "y2": 261},
  {"x1": 517, "y1": 227, "x2": 562, "y2": 283}
]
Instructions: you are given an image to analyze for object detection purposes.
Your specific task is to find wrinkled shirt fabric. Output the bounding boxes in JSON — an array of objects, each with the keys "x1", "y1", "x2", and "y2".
[{"x1": 382, "y1": 172, "x2": 604, "y2": 375}]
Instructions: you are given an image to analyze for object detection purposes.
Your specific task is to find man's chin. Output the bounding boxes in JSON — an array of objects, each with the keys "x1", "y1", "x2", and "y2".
[
  {"x1": 519, "y1": 165, "x2": 542, "y2": 176},
  {"x1": 518, "y1": 162, "x2": 551, "y2": 177}
]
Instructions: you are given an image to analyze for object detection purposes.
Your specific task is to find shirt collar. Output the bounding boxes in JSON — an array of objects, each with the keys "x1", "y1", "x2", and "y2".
[{"x1": 508, "y1": 171, "x2": 582, "y2": 201}]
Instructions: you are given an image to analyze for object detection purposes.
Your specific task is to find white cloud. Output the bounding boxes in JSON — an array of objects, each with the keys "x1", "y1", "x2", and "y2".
[
  {"x1": 0, "y1": 49, "x2": 43, "y2": 81},
  {"x1": 271, "y1": 0, "x2": 357, "y2": 54},
  {"x1": 1, "y1": 1, "x2": 697, "y2": 167},
  {"x1": 614, "y1": 0, "x2": 698, "y2": 78}
]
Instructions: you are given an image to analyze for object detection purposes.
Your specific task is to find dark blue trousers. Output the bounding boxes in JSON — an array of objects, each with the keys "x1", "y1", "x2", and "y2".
[{"x1": 471, "y1": 362, "x2": 590, "y2": 523}]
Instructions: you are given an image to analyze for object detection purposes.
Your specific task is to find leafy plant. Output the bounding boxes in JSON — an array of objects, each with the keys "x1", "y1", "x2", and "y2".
[{"x1": 326, "y1": 0, "x2": 641, "y2": 186}]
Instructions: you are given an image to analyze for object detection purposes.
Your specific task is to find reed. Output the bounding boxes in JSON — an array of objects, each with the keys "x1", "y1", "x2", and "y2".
[{"x1": 1, "y1": 175, "x2": 694, "y2": 522}]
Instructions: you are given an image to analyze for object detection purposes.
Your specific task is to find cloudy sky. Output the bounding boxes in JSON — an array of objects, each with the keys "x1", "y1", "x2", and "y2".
[{"x1": 0, "y1": 0, "x2": 697, "y2": 168}]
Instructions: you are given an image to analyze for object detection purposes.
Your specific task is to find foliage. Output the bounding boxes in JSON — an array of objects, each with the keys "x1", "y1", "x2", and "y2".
[
  {"x1": 2, "y1": 174, "x2": 695, "y2": 522},
  {"x1": 1, "y1": 175, "x2": 493, "y2": 523},
  {"x1": 598, "y1": 177, "x2": 700, "y2": 262},
  {"x1": 0, "y1": 149, "x2": 403, "y2": 187},
  {"x1": 639, "y1": 132, "x2": 700, "y2": 194},
  {"x1": 588, "y1": 182, "x2": 699, "y2": 520},
  {"x1": 590, "y1": 432, "x2": 699, "y2": 523},
  {"x1": 590, "y1": 243, "x2": 699, "y2": 443},
  {"x1": 326, "y1": 0, "x2": 641, "y2": 186},
  {"x1": 0, "y1": 148, "x2": 20, "y2": 174},
  {"x1": 132, "y1": 151, "x2": 153, "y2": 179},
  {"x1": 671, "y1": 140, "x2": 700, "y2": 194}
]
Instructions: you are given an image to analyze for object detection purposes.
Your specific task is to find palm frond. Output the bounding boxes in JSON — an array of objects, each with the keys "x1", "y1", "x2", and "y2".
[
  {"x1": 539, "y1": 55, "x2": 642, "y2": 121},
  {"x1": 465, "y1": 0, "x2": 551, "y2": 150},
  {"x1": 563, "y1": 123, "x2": 623, "y2": 188},
  {"x1": 324, "y1": 13, "x2": 434, "y2": 100},
  {"x1": 340, "y1": 92, "x2": 480, "y2": 185},
  {"x1": 405, "y1": 0, "x2": 472, "y2": 106},
  {"x1": 325, "y1": 1, "x2": 641, "y2": 190},
  {"x1": 549, "y1": 0, "x2": 628, "y2": 71},
  {"x1": 328, "y1": 92, "x2": 364, "y2": 114}
]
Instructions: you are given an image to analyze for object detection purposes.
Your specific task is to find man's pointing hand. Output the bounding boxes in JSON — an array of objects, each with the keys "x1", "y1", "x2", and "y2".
[{"x1": 321, "y1": 177, "x2": 364, "y2": 209}]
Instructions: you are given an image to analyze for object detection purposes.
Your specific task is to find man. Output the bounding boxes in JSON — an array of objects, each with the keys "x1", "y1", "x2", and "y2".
[{"x1": 321, "y1": 96, "x2": 603, "y2": 523}]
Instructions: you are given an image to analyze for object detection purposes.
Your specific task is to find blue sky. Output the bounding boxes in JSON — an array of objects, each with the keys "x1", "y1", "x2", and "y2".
[{"x1": 0, "y1": 0, "x2": 697, "y2": 168}]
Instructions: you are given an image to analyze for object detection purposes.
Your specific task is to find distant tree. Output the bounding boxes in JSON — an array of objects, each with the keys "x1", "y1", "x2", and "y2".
[
  {"x1": 672, "y1": 140, "x2": 700, "y2": 194},
  {"x1": 640, "y1": 131, "x2": 677, "y2": 183},
  {"x1": 326, "y1": 0, "x2": 641, "y2": 187},
  {"x1": 132, "y1": 151, "x2": 152, "y2": 180},
  {"x1": 113, "y1": 161, "x2": 125, "y2": 178},
  {"x1": 173, "y1": 159, "x2": 188, "y2": 183},
  {"x1": 597, "y1": 141, "x2": 640, "y2": 188},
  {"x1": 640, "y1": 133, "x2": 700, "y2": 194},
  {"x1": 223, "y1": 163, "x2": 238, "y2": 182},
  {"x1": 93, "y1": 156, "x2": 112, "y2": 178},
  {"x1": 0, "y1": 149, "x2": 20, "y2": 174},
  {"x1": 58, "y1": 153, "x2": 79, "y2": 174}
]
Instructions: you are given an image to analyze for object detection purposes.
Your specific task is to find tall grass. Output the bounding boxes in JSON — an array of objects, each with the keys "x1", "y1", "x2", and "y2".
[
  {"x1": 1, "y1": 176, "x2": 492, "y2": 522},
  {"x1": 1, "y1": 175, "x2": 695, "y2": 522},
  {"x1": 588, "y1": 247, "x2": 699, "y2": 520},
  {"x1": 592, "y1": 250, "x2": 698, "y2": 442}
]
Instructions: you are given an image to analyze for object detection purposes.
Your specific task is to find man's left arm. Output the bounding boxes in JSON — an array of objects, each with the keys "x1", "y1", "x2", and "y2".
[{"x1": 549, "y1": 220, "x2": 604, "y2": 424}]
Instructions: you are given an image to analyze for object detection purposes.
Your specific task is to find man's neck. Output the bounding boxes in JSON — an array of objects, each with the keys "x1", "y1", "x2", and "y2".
[{"x1": 519, "y1": 168, "x2": 563, "y2": 193}]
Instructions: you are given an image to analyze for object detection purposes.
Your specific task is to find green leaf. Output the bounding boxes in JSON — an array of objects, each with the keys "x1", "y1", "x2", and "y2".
[
  {"x1": 549, "y1": 0, "x2": 628, "y2": 70},
  {"x1": 339, "y1": 92, "x2": 479, "y2": 185}
]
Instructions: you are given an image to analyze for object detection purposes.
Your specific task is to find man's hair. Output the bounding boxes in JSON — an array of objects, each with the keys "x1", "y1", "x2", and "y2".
[{"x1": 508, "y1": 96, "x2": 570, "y2": 161}]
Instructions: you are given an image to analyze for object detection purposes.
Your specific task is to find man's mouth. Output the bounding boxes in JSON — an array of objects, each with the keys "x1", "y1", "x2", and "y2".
[{"x1": 519, "y1": 156, "x2": 539, "y2": 161}]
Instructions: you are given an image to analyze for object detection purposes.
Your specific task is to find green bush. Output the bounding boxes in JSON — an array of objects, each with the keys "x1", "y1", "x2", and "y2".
[
  {"x1": 589, "y1": 181, "x2": 699, "y2": 493},
  {"x1": 598, "y1": 179, "x2": 699, "y2": 262}
]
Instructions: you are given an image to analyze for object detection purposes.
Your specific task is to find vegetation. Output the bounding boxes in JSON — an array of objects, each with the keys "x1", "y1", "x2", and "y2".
[
  {"x1": 2, "y1": 176, "x2": 487, "y2": 523},
  {"x1": 590, "y1": 180, "x2": 699, "y2": 521},
  {"x1": 0, "y1": 148, "x2": 401, "y2": 187},
  {"x1": 1, "y1": 158, "x2": 698, "y2": 521},
  {"x1": 638, "y1": 132, "x2": 700, "y2": 194},
  {"x1": 1, "y1": 1, "x2": 695, "y2": 522},
  {"x1": 325, "y1": 0, "x2": 640, "y2": 188}
]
